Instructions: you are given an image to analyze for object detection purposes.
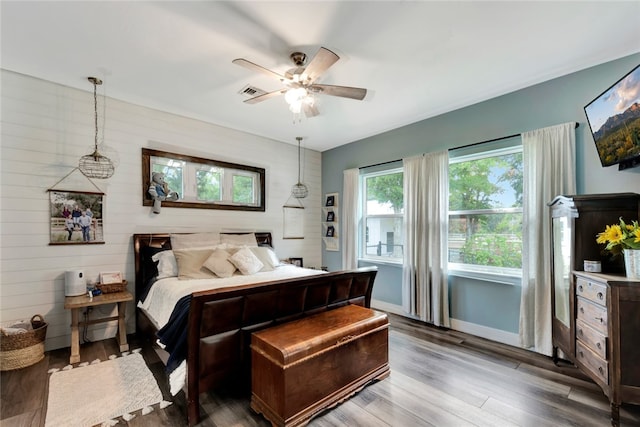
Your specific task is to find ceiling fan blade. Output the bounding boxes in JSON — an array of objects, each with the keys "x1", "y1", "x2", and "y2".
[
  {"x1": 244, "y1": 89, "x2": 286, "y2": 104},
  {"x1": 304, "y1": 103, "x2": 320, "y2": 118},
  {"x1": 311, "y1": 84, "x2": 367, "y2": 100},
  {"x1": 303, "y1": 47, "x2": 340, "y2": 84},
  {"x1": 232, "y1": 58, "x2": 288, "y2": 82}
]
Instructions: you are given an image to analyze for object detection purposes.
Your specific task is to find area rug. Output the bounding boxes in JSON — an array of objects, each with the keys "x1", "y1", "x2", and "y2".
[{"x1": 45, "y1": 351, "x2": 167, "y2": 427}]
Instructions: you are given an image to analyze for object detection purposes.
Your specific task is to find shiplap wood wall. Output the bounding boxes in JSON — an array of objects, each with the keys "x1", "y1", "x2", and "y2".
[{"x1": 0, "y1": 70, "x2": 322, "y2": 351}]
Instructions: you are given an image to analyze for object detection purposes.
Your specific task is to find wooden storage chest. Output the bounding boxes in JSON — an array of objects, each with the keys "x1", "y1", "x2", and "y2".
[{"x1": 250, "y1": 304, "x2": 390, "y2": 427}]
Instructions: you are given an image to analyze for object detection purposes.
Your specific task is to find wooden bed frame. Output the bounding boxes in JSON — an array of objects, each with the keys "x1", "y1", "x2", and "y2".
[{"x1": 132, "y1": 232, "x2": 378, "y2": 426}]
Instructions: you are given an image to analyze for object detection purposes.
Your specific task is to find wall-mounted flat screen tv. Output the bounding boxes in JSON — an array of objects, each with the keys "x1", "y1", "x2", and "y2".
[{"x1": 584, "y1": 64, "x2": 640, "y2": 170}]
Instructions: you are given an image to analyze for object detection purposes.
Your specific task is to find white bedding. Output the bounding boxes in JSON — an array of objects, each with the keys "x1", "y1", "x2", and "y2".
[
  {"x1": 138, "y1": 264, "x2": 325, "y2": 331},
  {"x1": 138, "y1": 264, "x2": 326, "y2": 395}
]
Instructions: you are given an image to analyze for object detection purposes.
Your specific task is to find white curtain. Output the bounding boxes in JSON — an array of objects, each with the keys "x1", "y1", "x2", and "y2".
[
  {"x1": 342, "y1": 168, "x2": 359, "y2": 270},
  {"x1": 402, "y1": 151, "x2": 450, "y2": 327},
  {"x1": 519, "y1": 122, "x2": 576, "y2": 356}
]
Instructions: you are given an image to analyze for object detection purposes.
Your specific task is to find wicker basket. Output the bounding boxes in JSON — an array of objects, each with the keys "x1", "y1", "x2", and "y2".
[
  {"x1": 0, "y1": 315, "x2": 47, "y2": 371},
  {"x1": 97, "y1": 280, "x2": 127, "y2": 294}
]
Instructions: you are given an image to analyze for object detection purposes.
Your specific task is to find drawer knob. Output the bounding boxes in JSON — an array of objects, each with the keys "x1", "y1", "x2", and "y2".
[
  {"x1": 579, "y1": 350, "x2": 584, "y2": 358},
  {"x1": 595, "y1": 316, "x2": 604, "y2": 323},
  {"x1": 578, "y1": 285, "x2": 584, "y2": 292},
  {"x1": 578, "y1": 329, "x2": 583, "y2": 336},
  {"x1": 580, "y1": 307, "x2": 585, "y2": 313},
  {"x1": 598, "y1": 367, "x2": 604, "y2": 374},
  {"x1": 597, "y1": 292, "x2": 603, "y2": 300},
  {"x1": 597, "y1": 342, "x2": 602, "y2": 349}
]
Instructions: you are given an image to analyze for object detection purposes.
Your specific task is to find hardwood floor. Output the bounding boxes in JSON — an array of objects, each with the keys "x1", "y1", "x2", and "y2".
[{"x1": 2, "y1": 313, "x2": 639, "y2": 426}]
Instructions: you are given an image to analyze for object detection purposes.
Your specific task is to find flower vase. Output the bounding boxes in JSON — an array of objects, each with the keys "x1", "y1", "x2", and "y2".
[{"x1": 623, "y1": 249, "x2": 640, "y2": 280}]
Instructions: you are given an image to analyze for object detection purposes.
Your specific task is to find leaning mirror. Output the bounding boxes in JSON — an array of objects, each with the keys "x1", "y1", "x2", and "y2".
[{"x1": 141, "y1": 148, "x2": 265, "y2": 212}]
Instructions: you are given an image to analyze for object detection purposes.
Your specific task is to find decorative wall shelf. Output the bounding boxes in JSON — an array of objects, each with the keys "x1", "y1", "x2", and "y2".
[{"x1": 322, "y1": 192, "x2": 339, "y2": 251}]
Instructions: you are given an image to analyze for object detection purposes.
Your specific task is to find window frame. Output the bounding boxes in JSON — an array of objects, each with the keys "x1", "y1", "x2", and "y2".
[
  {"x1": 447, "y1": 145, "x2": 523, "y2": 280},
  {"x1": 360, "y1": 167, "x2": 404, "y2": 265},
  {"x1": 141, "y1": 148, "x2": 265, "y2": 212}
]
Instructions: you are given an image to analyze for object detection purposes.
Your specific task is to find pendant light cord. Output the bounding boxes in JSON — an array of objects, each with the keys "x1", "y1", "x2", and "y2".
[
  {"x1": 297, "y1": 137, "x2": 302, "y2": 183},
  {"x1": 93, "y1": 81, "x2": 98, "y2": 151},
  {"x1": 88, "y1": 77, "x2": 102, "y2": 154}
]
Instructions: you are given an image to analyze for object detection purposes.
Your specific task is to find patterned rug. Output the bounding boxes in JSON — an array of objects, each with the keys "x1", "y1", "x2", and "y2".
[{"x1": 45, "y1": 351, "x2": 169, "y2": 427}]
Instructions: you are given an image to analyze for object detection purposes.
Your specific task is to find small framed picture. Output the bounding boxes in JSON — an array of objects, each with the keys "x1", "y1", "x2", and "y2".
[
  {"x1": 325, "y1": 195, "x2": 335, "y2": 207},
  {"x1": 100, "y1": 271, "x2": 122, "y2": 285},
  {"x1": 289, "y1": 257, "x2": 303, "y2": 267},
  {"x1": 326, "y1": 211, "x2": 335, "y2": 222},
  {"x1": 326, "y1": 226, "x2": 335, "y2": 237}
]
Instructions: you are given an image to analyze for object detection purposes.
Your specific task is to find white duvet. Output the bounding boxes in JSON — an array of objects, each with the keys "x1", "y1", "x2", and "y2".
[
  {"x1": 137, "y1": 265, "x2": 326, "y2": 395},
  {"x1": 138, "y1": 264, "x2": 325, "y2": 330}
]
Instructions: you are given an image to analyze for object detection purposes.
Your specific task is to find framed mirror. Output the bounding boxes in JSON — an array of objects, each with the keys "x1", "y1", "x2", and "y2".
[{"x1": 142, "y1": 148, "x2": 265, "y2": 212}]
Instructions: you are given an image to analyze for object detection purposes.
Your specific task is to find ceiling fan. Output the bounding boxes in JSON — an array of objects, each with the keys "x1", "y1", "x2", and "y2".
[{"x1": 232, "y1": 47, "x2": 367, "y2": 118}]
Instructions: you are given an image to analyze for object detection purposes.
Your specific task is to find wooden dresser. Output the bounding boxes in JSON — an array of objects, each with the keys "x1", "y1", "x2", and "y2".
[
  {"x1": 549, "y1": 193, "x2": 640, "y2": 425},
  {"x1": 573, "y1": 271, "x2": 640, "y2": 425}
]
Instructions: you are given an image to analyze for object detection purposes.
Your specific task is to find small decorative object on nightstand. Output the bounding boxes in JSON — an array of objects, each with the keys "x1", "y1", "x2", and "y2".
[
  {"x1": 289, "y1": 257, "x2": 303, "y2": 267},
  {"x1": 64, "y1": 290, "x2": 132, "y2": 364}
]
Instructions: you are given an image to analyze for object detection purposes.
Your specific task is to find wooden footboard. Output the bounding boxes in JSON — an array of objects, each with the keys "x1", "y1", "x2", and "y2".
[
  {"x1": 132, "y1": 231, "x2": 377, "y2": 426},
  {"x1": 185, "y1": 267, "x2": 377, "y2": 426}
]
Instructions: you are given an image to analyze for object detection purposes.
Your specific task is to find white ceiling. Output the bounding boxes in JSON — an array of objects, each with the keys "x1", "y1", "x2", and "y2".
[{"x1": 2, "y1": 1, "x2": 639, "y2": 152}]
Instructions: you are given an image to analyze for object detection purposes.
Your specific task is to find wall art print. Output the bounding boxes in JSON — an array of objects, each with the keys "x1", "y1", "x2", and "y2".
[{"x1": 49, "y1": 190, "x2": 104, "y2": 245}]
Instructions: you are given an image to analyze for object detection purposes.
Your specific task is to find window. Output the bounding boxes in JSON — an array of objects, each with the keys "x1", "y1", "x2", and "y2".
[
  {"x1": 142, "y1": 148, "x2": 265, "y2": 211},
  {"x1": 361, "y1": 168, "x2": 404, "y2": 263},
  {"x1": 448, "y1": 146, "x2": 523, "y2": 275}
]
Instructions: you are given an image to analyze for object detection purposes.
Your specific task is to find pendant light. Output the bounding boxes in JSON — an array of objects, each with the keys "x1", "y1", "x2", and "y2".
[
  {"x1": 291, "y1": 137, "x2": 308, "y2": 198},
  {"x1": 79, "y1": 77, "x2": 115, "y2": 179}
]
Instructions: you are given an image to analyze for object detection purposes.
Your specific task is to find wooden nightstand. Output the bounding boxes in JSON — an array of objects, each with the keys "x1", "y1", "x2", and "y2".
[{"x1": 64, "y1": 290, "x2": 133, "y2": 364}]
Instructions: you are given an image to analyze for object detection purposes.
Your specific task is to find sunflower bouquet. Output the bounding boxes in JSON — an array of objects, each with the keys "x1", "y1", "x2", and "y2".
[{"x1": 596, "y1": 217, "x2": 640, "y2": 256}]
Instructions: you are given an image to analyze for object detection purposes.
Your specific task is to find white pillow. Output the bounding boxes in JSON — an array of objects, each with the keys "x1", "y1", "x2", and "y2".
[
  {"x1": 249, "y1": 247, "x2": 280, "y2": 271},
  {"x1": 202, "y1": 249, "x2": 236, "y2": 278},
  {"x1": 151, "y1": 250, "x2": 178, "y2": 279},
  {"x1": 220, "y1": 233, "x2": 258, "y2": 247},
  {"x1": 228, "y1": 247, "x2": 264, "y2": 275},
  {"x1": 170, "y1": 232, "x2": 220, "y2": 250}
]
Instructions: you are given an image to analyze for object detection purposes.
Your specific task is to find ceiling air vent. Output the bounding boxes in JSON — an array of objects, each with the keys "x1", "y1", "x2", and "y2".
[{"x1": 239, "y1": 85, "x2": 266, "y2": 98}]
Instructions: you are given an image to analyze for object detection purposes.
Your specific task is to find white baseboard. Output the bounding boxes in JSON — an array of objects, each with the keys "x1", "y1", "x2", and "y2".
[
  {"x1": 371, "y1": 299, "x2": 411, "y2": 317},
  {"x1": 371, "y1": 299, "x2": 520, "y2": 348},
  {"x1": 449, "y1": 318, "x2": 520, "y2": 347}
]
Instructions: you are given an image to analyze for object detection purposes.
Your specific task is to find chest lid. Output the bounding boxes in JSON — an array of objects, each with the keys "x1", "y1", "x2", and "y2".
[{"x1": 251, "y1": 304, "x2": 388, "y2": 366}]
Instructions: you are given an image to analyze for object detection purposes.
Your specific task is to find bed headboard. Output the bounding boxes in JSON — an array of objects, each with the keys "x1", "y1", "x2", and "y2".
[{"x1": 132, "y1": 232, "x2": 273, "y2": 303}]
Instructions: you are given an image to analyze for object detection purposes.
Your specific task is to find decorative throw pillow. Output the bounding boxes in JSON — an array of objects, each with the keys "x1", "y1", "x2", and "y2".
[
  {"x1": 228, "y1": 247, "x2": 264, "y2": 275},
  {"x1": 249, "y1": 247, "x2": 280, "y2": 272},
  {"x1": 151, "y1": 250, "x2": 178, "y2": 279},
  {"x1": 170, "y1": 232, "x2": 220, "y2": 250},
  {"x1": 173, "y1": 249, "x2": 216, "y2": 279},
  {"x1": 220, "y1": 233, "x2": 258, "y2": 247},
  {"x1": 202, "y1": 249, "x2": 236, "y2": 278}
]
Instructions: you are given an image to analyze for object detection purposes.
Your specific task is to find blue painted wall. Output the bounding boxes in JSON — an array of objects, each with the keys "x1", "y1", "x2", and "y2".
[{"x1": 322, "y1": 53, "x2": 640, "y2": 335}]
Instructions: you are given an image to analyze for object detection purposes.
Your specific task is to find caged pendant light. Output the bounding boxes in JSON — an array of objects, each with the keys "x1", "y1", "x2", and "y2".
[
  {"x1": 79, "y1": 77, "x2": 115, "y2": 179},
  {"x1": 291, "y1": 137, "x2": 308, "y2": 198}
]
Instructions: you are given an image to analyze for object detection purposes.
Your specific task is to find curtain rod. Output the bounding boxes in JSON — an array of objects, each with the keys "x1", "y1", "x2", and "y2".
[
  {"x1": 359, "y1": 122, "x2": 579, "y2": 169},
  {"x1": 450, "y1": 121, "x2": 579, "y2": 152}
]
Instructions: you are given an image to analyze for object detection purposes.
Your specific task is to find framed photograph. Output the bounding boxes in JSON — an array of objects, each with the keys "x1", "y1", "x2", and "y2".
[
  {"x1": 326, "y1": 211, "x2": 335, "y2": 222},
  {"x1": 49, "y1": 190, "x2": 104, "y2": 245},
  {"x1": 326, "y1": 225, "x2": 335, "y2": 237},
  {"x1": 100, "y1": 271, "x2": 122, "y2": 285},
  {"x1": 289, "y1": 257, "x2": 303, "y2": 268},
  {"x1": 325, "y1": 195, "x2": 335, "y2": 207}
]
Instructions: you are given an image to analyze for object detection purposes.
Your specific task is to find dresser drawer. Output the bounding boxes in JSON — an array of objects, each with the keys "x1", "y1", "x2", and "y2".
[
  {"x1": 576, "y1": 340, "x2": 609, "y2": 385},
  {"x1": 576, "y1": 318, "x2": 607, "y2": 359},
  {"x1": 575, "y1": 277, "x2": 607, "y2": 307},
  {"x1": 576, "y1": 297, "x2": 608, "y2": 335}
]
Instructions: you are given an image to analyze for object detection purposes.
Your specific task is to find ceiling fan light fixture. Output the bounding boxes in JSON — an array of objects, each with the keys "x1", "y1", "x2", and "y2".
[{"x1": 285, "y1": 88, "x2": 314, "y2": 119}]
